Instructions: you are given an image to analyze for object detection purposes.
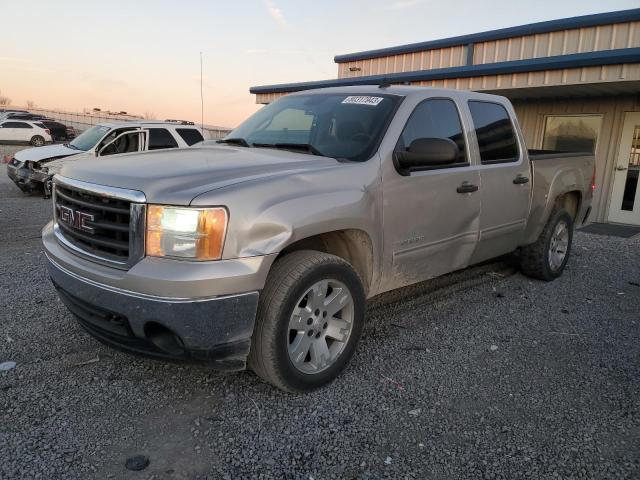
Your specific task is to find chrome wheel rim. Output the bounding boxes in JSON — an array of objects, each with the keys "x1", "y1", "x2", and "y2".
[
  {"x1": 34, "y1": 137, "x2": 44, "y2": 146},
  {"x1": 548, "y1": 220, "x2": 569, "y2": 271},
  {"x1": 287, "y1": 279, "x2": 354, "y2": 374}
]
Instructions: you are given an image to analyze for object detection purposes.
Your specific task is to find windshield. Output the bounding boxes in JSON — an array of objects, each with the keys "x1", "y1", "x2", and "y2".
[
  {"x1": 69, "y1": 125, "x2": 110, "y2": 151},
  {"x1": 226, "y1": 93, "x2": 401, "y2": 161}
]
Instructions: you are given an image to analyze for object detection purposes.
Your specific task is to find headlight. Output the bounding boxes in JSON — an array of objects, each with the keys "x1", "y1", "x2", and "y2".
[{"x1": 146, "y1": 205, "x2": 228, "y2": 260}]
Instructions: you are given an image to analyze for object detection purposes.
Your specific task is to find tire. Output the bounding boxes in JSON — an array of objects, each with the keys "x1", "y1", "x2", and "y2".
[
  {"x1": 248, "y1": 250, "x2": 366, "y2": 392},
  {"x1": 519, "y1": 208, "x2": 574, "y2": 281},
  {"x1": 43, "y1": 176, "x2": 53, "y2": 199},
  {"x1": 30, "y1": 135, "x2": 45, "y2": 147}
]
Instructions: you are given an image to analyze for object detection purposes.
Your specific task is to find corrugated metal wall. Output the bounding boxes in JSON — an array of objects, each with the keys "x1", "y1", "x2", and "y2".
[
  {"x1": 474, "y1": 21, "x2": 640, "y2": 63},
  {"x1": 336, "y1": 21, "x2": 640, "y2": 78},
  {"x1": 513, "y1": 94, "x2": 640, "y2": 223},
  {"x1": 338, "y1": 45, "x2": 467, "y2": 78},
  {"x1": 412, "y1": 63, "x2": 640, "y2": 91}
]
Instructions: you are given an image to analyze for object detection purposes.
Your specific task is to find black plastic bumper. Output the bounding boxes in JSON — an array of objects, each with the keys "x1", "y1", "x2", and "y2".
[{"x1": 46, "y1": 254, "x2": 260, "y2": 371}]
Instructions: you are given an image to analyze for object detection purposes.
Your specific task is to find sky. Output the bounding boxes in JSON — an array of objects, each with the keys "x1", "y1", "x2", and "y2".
[{"x1": 1, "y1": 0, "x2": 638, "y2": 128}]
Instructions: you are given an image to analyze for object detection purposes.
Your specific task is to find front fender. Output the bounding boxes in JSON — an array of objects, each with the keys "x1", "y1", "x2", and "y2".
[
  {"x1": 190, "y1": 159, "x2": 382, "y2": 263},
  {"x1": 239, "y1": 187, "x2": 376, "y2": 257}
]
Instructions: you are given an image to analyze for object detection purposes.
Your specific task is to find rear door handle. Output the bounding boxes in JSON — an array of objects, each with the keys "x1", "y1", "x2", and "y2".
[
  {"x1": 513, "y1": 175, "x2": 530, "y2": 185},
  {"x1": 457, "y1": 182, "x2": 479, "y2": 194}
]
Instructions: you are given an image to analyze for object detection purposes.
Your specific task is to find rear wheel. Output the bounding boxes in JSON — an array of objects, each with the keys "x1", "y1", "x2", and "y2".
[
  {"x1": 30, "y1": 135, "x2": 45, "y2": 147},
  {"x1": 248, "y1": 250, "x2": 365, "y2": 392},
  {"x1": 519, "y1": 208, "x2": 573, "y2": 281}
]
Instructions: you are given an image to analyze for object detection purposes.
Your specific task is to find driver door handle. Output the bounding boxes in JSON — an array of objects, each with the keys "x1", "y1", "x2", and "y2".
[
  {"x1": 615, "y1": 166, "x2": 628, "y2": 171},
  {"x1": 513, "y1": 175, "x2": 530, "y2": 184},
  {"x1": 457, "y1": 182, "x2": 479, "y2": 194}
]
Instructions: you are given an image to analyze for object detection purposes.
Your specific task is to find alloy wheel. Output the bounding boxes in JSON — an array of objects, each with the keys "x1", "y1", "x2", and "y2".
[
  {"x1": 548, "y1": 220, "x2": 569, "y2": 271},
  {"x1": 287, "y1": 279, "x2": 354, "y2": 374}
]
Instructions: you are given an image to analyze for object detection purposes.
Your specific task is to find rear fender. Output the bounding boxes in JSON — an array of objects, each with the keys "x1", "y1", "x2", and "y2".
[{"x1": 523, "y1": 166, "x2": 586, "y2": 245}]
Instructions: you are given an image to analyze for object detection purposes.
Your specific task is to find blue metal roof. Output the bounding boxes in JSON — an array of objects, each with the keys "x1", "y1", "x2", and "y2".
[
  {"x1": 333, "y1": 9, "x2": 640, "y2": 63},
  {"x1": 250, "y1": 48, "x2": 640, "y2": 95}
]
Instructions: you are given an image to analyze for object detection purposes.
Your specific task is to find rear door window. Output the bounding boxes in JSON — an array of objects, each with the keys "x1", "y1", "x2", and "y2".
[
  {"x1": 176, "y1": 128, "x2": 204, "y2": 146},
  {"x1": 148, "y1": 128, "x2": 179, "y2": 150},
  {"x1": 468, "y1": 101, "x2": 519, "y2": 164}
]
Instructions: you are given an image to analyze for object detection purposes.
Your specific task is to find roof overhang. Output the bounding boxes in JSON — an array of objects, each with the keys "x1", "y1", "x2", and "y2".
[
  {"x1": 487, "y1": 80, "x2": 640, "y2": 100},
  {"x1": 250, "y1": 48, "x2": 640, "y2": 95}
]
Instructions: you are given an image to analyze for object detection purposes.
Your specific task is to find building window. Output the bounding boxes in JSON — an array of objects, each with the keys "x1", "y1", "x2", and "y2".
[{"x1": 542, "y1": 115, "x2": 602, "y2": 154}]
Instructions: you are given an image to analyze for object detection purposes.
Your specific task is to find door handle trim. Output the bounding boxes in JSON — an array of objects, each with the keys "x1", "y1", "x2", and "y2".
[
  {"x1": 457, "y1": 182, "x2": 479, "y2": 194},
  {"x1": 513, "y1": 175, "x2": 530, "y2": 185}
]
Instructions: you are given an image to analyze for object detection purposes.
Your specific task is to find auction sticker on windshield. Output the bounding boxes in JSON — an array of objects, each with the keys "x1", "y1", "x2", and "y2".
[{"x1": 341, "y1": 96, "x2": 384, "y2": 106}]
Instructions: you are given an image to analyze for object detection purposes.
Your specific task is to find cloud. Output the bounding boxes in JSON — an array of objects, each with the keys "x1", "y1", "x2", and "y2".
[
  {"x1": 383, "y1": 0, "x2": 424, "y2": 10},
  {"x1": 263, "y1": 0, "x2": 288, "y2": 29}
]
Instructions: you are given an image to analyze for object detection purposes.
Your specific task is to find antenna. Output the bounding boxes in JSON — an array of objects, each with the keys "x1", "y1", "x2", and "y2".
[{"x1": 200, "y1": 51, "x2": 204, "y2": 134}]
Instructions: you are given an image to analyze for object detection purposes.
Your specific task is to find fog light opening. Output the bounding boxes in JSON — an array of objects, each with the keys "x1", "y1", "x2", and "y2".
[{"x1": 144, "y1": 322, "x2": 185, "y2": 356}]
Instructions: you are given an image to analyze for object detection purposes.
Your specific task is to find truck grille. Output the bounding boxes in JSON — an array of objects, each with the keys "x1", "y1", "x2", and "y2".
[
  {"x1": 54, "y1": 183, "x2": 131, "y2": 260},
  {"x1": 52, "y1": 177, "x2": 146, "y2": 268}
]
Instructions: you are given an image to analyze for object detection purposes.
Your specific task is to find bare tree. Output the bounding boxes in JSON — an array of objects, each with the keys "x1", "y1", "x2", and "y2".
[
  {"x1": 143, "y1": 111, "x2": 156, "y2": 120},
  {"x1": 0, "y1": 89, "x2": 10, "y2": 106},
  {"x1": 26, "y1": 100, "x2": 36, "y2": 108}
]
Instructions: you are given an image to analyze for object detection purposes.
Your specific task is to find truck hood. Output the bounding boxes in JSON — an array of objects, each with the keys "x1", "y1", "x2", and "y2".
[
  {"x1": 45, "y1": 152, "x2": 92, "y2": 175},
  {"x1": 14, "y1": 144, "x2": 83, "y2": 164},
  {"x1": 59, "y1": 145, "x2": 341, "y2": 205}
]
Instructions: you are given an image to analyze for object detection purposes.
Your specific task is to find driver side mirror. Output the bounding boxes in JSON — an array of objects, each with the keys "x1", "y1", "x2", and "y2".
[{"x1": 395, "y1": 137, "x2": 460, "y2": 175}]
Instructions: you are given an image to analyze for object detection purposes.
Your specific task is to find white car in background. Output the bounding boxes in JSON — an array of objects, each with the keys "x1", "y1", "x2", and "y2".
[
  {"x1": 6, "y1": 121, "x2": 206, "y2": 195},
  {"x1": 0, "y1": 120, "x2": 52, "y2": 147}
]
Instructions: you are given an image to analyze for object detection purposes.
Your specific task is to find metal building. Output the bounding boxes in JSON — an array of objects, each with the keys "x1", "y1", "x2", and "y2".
[{"x1": 250, "y1": 9, "x2": 640, "y2": 226}]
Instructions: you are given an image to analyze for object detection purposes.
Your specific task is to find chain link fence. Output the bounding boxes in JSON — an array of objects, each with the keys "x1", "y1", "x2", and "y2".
[{"x1": 14, "y1": 106, "x2": 232, "y2": 139}]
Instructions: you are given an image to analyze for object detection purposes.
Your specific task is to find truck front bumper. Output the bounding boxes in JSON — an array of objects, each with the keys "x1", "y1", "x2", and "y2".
[{"x1": 42, "y1": 221, "x2": 276, "y2": 370}]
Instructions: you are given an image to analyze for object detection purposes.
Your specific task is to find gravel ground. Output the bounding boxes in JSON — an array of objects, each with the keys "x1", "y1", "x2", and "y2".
[{"x1": 0, "y1": 161, "x2": 639, "y2": 479}]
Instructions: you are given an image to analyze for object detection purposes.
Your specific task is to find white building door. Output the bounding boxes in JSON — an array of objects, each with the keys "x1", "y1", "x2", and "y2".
[{"x1": 608, "y1": 112, "x2": 640, "y2": 225}]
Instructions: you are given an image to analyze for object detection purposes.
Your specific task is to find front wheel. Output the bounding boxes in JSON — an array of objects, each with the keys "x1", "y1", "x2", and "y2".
[
  {"x1": 30, "y1": 135, "x2": 45, "y2": 147},
  {"x1": 248, "y1": 250, "x2": 365, "y2": 392},
  {"x1": 519, "y1": 208, "x2": 574, "y2": 281}
]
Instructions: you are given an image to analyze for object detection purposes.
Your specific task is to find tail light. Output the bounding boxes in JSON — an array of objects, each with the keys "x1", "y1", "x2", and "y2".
[
  {"x1": 44, "y1": 128, "x2": 51, "y2": 135},
  {"x1": 591, "y1": 165, "x2": 596, "y2": 192}
]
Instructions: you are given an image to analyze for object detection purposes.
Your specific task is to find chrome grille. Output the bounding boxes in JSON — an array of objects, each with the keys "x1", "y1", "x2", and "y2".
[{"x1": 52, "y1": 176, "x2": 146, "y2": 268}]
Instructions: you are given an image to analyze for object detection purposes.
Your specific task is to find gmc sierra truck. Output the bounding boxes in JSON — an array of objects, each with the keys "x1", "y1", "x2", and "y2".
[{"x1": 42, "y1": 86, "x2": 595, "y2": 392}]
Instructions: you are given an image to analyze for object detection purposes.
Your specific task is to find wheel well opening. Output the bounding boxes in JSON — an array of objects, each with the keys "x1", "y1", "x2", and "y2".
[
  {"x1": 278, "y1": 229, "x2": 374, "y2": 294},
  {"x1": 555, "y1": 191, "x2": 581, "y2": 220}
]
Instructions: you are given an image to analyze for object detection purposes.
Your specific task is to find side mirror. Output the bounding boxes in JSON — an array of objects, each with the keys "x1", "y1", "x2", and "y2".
[{"x1": 395, "y1": 137, "x2": 460, "y2": 174}]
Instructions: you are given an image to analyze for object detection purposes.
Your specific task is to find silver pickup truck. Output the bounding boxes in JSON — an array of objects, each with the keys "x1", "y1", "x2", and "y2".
[{"x1": 42, "y1": 86, "x2": 595, "y2": 392}]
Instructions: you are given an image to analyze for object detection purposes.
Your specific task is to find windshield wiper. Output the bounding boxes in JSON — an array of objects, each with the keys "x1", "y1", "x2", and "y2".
[
  {"x1": 252, "y1": 142, "x2": 327, "y2": 157},
  {"x1": 216, "y1": 138, "x2": 250, "y2": 147}
]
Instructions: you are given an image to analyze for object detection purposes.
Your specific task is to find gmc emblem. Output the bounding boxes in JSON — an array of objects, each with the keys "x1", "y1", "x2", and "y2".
[{"x1": 59, "y1": 205, "x2": 95, "y2": 234}]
